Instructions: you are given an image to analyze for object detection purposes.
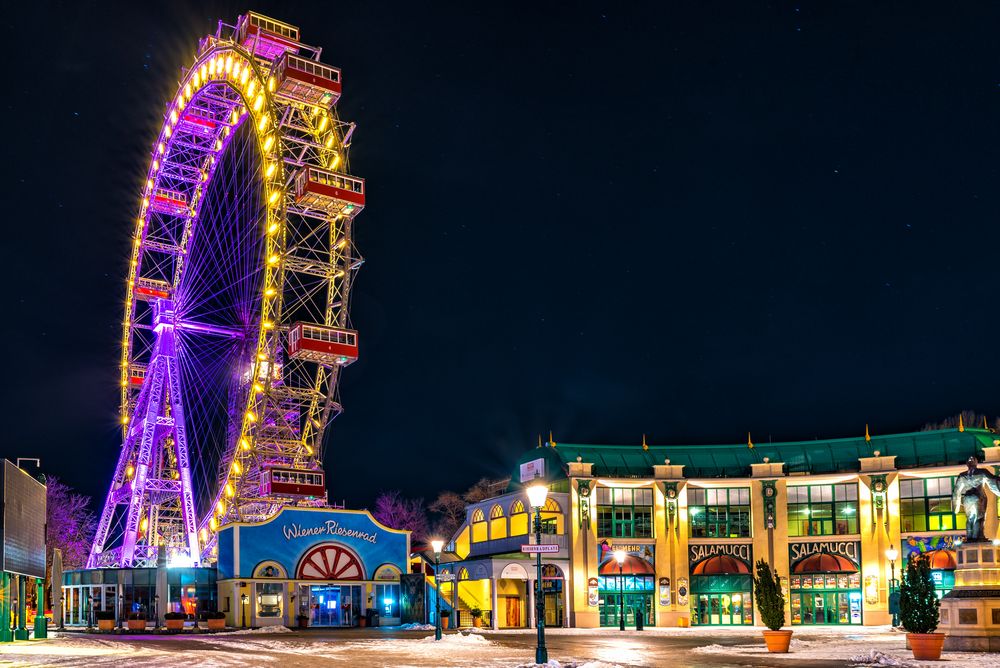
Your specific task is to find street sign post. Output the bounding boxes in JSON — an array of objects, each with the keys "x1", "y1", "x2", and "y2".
[{"x1": 520, "y1": 544, "x2": 559, "y2": 554}]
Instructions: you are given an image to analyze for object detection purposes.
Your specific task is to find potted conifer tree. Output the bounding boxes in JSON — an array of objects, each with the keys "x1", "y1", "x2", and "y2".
[
  {"x1": 900, "y1": 556, "x2": 943, "y2": 660},
  {"x1": 470, "y1": 607, "x2": 483, "y2": 628},
  {"x1": 752, "y1": 558, "x2": 792, "y2": 652}
]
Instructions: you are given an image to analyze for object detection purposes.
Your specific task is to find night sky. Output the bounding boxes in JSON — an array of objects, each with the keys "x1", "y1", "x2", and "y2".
[{"x1": 4, "y1": 2, "x2": 1000, "y2": 510}]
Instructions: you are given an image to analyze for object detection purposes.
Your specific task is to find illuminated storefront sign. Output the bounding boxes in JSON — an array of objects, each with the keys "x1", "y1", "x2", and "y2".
[
  {"x1": 688, "y1": 543, "x2": 752, "y2": 566},
  {"x1": 789, "y1": 540, "x2": 859, "y2": 566}
]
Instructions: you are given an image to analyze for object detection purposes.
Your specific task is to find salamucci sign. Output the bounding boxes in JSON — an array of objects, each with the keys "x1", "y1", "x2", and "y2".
[
  {"x1": 688, "y1": 542, "x2": 752, "y2": 566},
  {"x1": 788, "y1": 540, "x2": 860, "y2": 566}
]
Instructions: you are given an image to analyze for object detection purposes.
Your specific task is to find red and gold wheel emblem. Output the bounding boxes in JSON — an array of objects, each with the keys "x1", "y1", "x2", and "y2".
[{"x1": 296, "y1": 543, "x2": 365, "y2": 580}]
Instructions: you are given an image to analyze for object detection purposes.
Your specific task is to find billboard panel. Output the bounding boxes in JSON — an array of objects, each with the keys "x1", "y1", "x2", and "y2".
[{"x1": 1, "y1": 460, "x2": 47, "y2": 578}]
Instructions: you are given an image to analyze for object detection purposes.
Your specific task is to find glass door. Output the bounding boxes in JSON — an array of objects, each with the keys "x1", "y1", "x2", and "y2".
[{"x1": 310, "y1": 585, "x2": 341, "y2": 626}]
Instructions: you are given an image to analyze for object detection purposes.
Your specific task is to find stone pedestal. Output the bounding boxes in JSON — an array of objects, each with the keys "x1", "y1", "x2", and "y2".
[{"x1": 940, "y1": 542, "x2": 1000, "y2": 650}]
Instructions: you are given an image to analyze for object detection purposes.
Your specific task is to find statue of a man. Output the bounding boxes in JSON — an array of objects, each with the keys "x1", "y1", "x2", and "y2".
[{"x1": 952, "y1": 456, "x2": 1000, "y2": 542}]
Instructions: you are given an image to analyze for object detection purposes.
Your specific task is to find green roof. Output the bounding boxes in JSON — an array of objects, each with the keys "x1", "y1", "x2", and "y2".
[{"x1": 514, "y1": 428, "x2": 996, "y2": 481}]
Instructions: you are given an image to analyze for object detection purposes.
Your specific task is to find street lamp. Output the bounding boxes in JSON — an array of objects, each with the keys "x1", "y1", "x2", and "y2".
[
  {"x1": 431, "y1": 539, "x2": 445, "y2": 641},
  {"x1": 153, "y1": 594, "x2": 160, "y2": 630},
  {"x1": 614, "y1": 550, "x2": 626, "y2": 631},
  {"x1": 240, "y1": 592, "x2": 248, "y2": 628},
  {"x1": 526, "y1": 482, "x2": 549, "y2": 665},
  {"x1": 118, "y1": 593, "x2": 124, "y2": 631},
  {"x1": 885, "y1": 545, "x2": 899, "y2": 627}
]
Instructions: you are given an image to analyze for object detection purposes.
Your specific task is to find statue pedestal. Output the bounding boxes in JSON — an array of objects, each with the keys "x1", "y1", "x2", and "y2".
[{"x1": 940, "y1": 542, "x2": 1000, "y2": 651}]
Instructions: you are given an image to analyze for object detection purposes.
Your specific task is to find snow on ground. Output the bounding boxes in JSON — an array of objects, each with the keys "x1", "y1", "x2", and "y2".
[
  {"x1": 394, "y1": 623, "x2": 436, "y2": 631},
  {"x1": 222, "y1": 625, "x2": 293, "y2": 636},
  {"x1": 515, "y1": 662, "x2": 623, "y2": 668},
  {"x1": 692, "y1": 632, "x2": 1000, "y2": 667}
]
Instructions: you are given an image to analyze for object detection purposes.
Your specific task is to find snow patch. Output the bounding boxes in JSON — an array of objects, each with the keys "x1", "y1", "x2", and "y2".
[
  {"x1": 848, "y1": 649, "x2": 916, "y2": 667},
  {"x1": 395, "y1": 623, "x2": 436, "y2": 630},
  {"x1": 516, "y1": 662, "x2": 624, "y2": 668},
  {"x1": 420, "y1": 631, "x2": 492, "y2": 644},
  {"x1": 222, "y1": 625, "x2": 293, "y2": 636}
]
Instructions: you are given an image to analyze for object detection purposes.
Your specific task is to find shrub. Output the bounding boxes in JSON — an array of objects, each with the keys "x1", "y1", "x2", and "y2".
[
  {"x1": 200, "y1": 611, "x2": 225, "y2": 620},
  {"x1": 164, "y1": 612, "x2": 186, "y2": 621},
  {"x1": 127, "y1": 612, "x2": 146, "y2": 620},
  {"x1": 95, "y1": 611, "x2": 115, "y2": 621},
  {"x1": 900, "y1": 556, "x2": 940, "y2": 634},
  {"x1": 439, "y1": 609, "x2": 451, "y2": 618},
  {"x1": 752, "y1": 558, "x2": 787, "y2": 631},
  {"x1": 470, "y1": 608, "x2": 483, "y2": 619}
]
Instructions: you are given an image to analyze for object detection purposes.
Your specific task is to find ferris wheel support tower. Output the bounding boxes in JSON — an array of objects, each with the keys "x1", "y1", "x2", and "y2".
[{"x1": 89, "y1": 11, "x2": 366, "y2": 569}]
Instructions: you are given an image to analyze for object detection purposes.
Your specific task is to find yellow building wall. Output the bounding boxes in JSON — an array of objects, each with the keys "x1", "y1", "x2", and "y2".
[{"x1": 569, "y1": 477, "x2": 600, "y2": 628}]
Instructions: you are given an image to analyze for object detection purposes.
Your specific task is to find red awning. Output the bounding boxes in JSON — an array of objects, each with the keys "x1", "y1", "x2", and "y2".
[
  {"x1": 793, "y1": 553, "x2": 856, "y2": 574},
  {"x1": 693, "y1": 555, "x2": 750, "y2": 575},
  {"x1": 599, "y1": 554, "x2": 655, "y2": 576}
]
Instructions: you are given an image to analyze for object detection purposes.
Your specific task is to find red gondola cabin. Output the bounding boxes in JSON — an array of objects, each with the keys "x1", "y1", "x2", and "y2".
[{"x1": 287, "y1": 323, "x2": 358, "y2": 366}]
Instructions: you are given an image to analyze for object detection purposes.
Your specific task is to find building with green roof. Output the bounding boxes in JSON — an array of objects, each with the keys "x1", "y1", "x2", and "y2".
[{"x1": 436, "y1": 426, "x2": 1000, "y2": 631}]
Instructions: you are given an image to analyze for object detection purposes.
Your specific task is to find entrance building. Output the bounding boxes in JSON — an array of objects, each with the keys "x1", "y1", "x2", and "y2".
[
  {"x1": 216, "y1": 506, "x2": 409, "y2": 628},
  {"x1": 431, "y1": 426, "x2": 1000, "y2": 628}
]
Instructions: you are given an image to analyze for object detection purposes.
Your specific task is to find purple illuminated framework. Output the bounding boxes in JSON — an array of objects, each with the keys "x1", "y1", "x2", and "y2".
[{"x1": 89, "y1": 11, "x2": 366, "y2": 568}]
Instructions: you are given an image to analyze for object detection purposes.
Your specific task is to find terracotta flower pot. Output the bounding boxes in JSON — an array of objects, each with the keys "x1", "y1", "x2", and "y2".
[
  {"x1": 97, "y1": 619, "x2": 115, "y2": 632},
  {"x1": 908, "y1": 633, "x2": 944, "y2": 660},
  {"x1": 473, "y1": 617, "x2": 482, "y2": 628},
  {"x1": 441, "y1": 617, "x2": 449, "y2": 630},
  {"x1": 762, "y1": 629, "x2": 793, "y2": 653},
  {"x1": 207, "y1": 618, "x2": 225, "y2": 630},
  {"x1": 127, "y1": 619, "x2": 146, "y2": 631},
  {"x1": 165, "y1": 619, "x2": 185, "y2": 631}
]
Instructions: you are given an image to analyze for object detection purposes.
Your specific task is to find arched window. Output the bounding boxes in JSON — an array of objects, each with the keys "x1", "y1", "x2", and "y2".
[
  {"x1": 540, "y1": 497, "x2": 563, "y2": 535},
  {"x1": 471, "y1": 508, "x2": 487, "y2": 543},
  {"x1": 458, "y1": 567, "x2": 470, "y2": 581},
  {"x1": 490, "y1": 504, "x2": 507, "y2": 540},
  {"x1": 510, "y1": 499, "x2": 528, "y2": 536}
]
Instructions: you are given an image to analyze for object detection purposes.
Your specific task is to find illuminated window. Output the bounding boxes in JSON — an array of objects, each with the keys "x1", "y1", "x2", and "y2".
[
  {"x1": 489, "y1": 504, "x2": 507, "y2": 540},
  {"x1": 510, "y1": 500, "x2": 528, "y2": 536},
  {"x1": 471, "y1": 508, "x2": 487, "y2": 543},
  {"x1": 787, "y1": 483, "x2": 858, "y2": 537},
  {"x1": 596, "y1": 487, "x2": 653, "y2": 538},
  {"x1": 899, "y1": 477, "x2": 966, "y2": 532},
  {"x1": 458, "y1": 567, "x2": 470, "y2": 581},
  {"x1": 688, "y1": 487, "x2": 751, "y2": 538}
]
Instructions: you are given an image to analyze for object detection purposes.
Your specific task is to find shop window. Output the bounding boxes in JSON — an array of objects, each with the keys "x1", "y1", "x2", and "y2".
[
  {"x1": 596, "y1": 487, "x2": 653, "y2": 538},
  {"x1": 256, "y1": 582, "x2": 283, "y2": 618},
  {"x1": 510, "y1": 500, "x2": 528, "y2": 536},
  {"x1": 687, "y1": 487, "x2": 751, "y2": 538},
  {"x1": 787, "y1": 483, "x2": 859, "y2": 537},
  {"x1": 899, "y1": 477, "x2": 966, "y2": 532},
  {"x1": 471, "y1": 508, "x2": 488, "y2": 543},
  {"x1": 458, "y1": 567, "x2": 470, "y2": 581},
  {"x1": 453, "y1": 525, "x2": 471, "y2": 559},
  {"x1": 490, "y1": 504, "x2": 507, "y2": 539}
]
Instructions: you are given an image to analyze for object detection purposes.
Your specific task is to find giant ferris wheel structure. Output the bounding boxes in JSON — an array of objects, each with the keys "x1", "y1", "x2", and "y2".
[{"x1": 89, "y1": 11, "x2": 365, "y2": 568}]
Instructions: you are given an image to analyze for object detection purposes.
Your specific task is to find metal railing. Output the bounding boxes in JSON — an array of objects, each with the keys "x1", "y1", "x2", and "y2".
[{"x1": 454, "y1": 609, "x2": 493, "y2": 629}]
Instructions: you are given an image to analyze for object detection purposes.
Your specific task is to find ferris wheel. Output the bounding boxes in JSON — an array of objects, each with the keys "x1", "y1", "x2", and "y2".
[{"x1": 88, "y1": 12, "x2": 365, "y2": 568}]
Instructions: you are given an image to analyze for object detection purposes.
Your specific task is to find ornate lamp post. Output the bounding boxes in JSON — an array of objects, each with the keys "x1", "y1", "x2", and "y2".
[
  {"x1": 240, "y1": 592, "x2": 248, "y2": 628},
  {"x1": 526, "y1": 483, "x2": 549, "y2": 665},
  {"x1": 885, "y1": 545, "x2": 899, "y2": 626},
  {"x1": 614, "y1": 550, "x2": 626, "y2": 631},
  {"x1": 118, "y1": 593, "x2": 124, "y2": 631},
  {"x1": 431, "y1": 539, "x2": 445, "y2": 641}
]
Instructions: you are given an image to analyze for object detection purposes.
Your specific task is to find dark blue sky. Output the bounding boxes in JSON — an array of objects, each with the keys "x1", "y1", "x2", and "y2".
[{"x1": 4, "y1": 2, "x2": 1000, "y2": 508}]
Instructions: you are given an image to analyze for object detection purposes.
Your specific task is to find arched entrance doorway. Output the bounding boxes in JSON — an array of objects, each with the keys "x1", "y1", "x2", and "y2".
[
  {"x1": 690, "y1": 555, "x2": 753, "y2": 625},
  {"x1": 296, "y1": 543, "x2": 365, "y2": 627},
  {"x1": 790, "y1": 553, "x2": 862, "y2": 625},
  {"x1": 541, "y1": 563, "x2": 565, "y2": 628},
  {"x1": 498, "y1": 563, "x2": 528, "y2": 628}
]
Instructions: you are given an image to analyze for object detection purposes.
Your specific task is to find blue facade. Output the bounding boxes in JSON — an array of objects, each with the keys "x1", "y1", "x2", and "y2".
[{"x1": 218, "y1": 507, "x2": 409, "y2": 582}]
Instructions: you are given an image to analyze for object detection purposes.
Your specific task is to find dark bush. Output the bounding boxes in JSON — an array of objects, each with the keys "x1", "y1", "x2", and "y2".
[
  {"x1": 200, "y1": 611, "x2": 225, "y2": 620},
  {"x1": 95, "y1": 611, "x2": 115, "y2": 621},
  {"x1": 164, "y1": 612, "x2": 187, "y2": 621},
  {"x1": 127, "y1": 612, "x2": 146, "y2": 620}
]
